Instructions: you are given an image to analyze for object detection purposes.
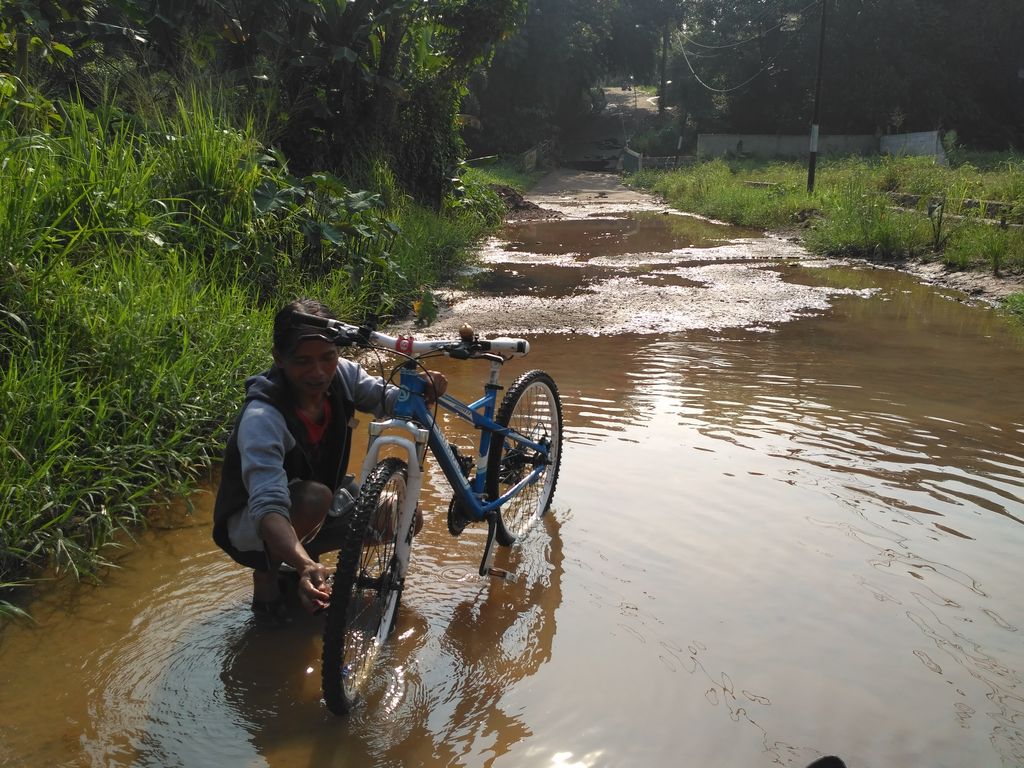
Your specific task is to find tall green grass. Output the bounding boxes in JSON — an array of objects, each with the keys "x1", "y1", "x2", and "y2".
[
  {"x1": 628, "y1": 155, "x2": 1024, "y2": 272},
  {"x1": 944, "y1": 222, "x2": 1024, "y2": 274},
  {"x1": 0, "y1": 92, "x2": 501, "y2": 619},
  {"x1": 154, "y1": 91, "x2": 264, "y2": 258},
  {"x1": 804, "y1": 166, "x2": 933, "y2": 258},
  {"x1": 1, "y1": 250, "x2": 265, "y2": 597},
  {"x1": 1003, "y1": 292, "x2": 1024, "y2": 322},
  {"x1": 633, "y1": 159, "x2": 815, "y2": 228}
]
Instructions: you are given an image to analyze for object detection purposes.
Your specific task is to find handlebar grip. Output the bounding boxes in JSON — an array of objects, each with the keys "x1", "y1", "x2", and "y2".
[
  {"x1": 481, "y1": 337, "x2": 530, "y2": 356},
  {"x1": 289, "y1": 311, "x2": 366, "y2": 347},
  {"x1": 291, "y1": 310, "x2": 332, "y2": 328}
]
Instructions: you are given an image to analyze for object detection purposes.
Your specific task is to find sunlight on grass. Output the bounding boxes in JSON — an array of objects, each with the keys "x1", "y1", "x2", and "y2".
[{"x1": 628, "y1": 155, "x2": 1023, "y2": 270}]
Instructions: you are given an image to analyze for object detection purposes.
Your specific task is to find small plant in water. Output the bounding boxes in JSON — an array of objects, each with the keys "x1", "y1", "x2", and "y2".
[{"x1": 413, "y1": 289, "x2": 438, "y2": 327}]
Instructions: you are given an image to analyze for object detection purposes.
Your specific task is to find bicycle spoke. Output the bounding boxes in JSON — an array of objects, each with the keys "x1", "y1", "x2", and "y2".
[
  {"x1": 322, "y1": 459, "x2": 409, "y2": 714},
  {"x1": 487, "y1": 371, "x2": 563, "y2": 547}
]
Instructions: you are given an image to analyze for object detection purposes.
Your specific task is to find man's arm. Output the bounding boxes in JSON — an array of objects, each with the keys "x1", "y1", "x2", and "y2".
[
  {"x1": 238, "y1": 404, "x2": 331, "y2": 610},
  {"x1": 340, "y1": 358, "x2": 398, "y2": 415},
  {"x1": 339, "y1": 358, "x2": 446, "y2": 414},
  {"x1": 258, "y1": 513, "x2": 330, "y2": 609},
  {"x1": 237, "y1": 402, "x2": 293, "y2": 521}
]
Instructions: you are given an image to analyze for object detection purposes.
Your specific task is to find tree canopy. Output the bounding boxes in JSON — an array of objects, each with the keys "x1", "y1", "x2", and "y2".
[
  {"x1": 2, "y1": 0, "x2": 1021, "y2": 176},
  {"x1": 671, "y1": 0, "x2": 1024, "y2": 148},
  {"x1": 468, "y1": 0, "x2": 1024, "y2": 152}
]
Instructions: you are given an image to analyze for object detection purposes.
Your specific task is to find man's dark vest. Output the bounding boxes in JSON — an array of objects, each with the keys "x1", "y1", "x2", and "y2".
[{"x1": 211, "y1": 366, "x2": 355, "y2": 568}]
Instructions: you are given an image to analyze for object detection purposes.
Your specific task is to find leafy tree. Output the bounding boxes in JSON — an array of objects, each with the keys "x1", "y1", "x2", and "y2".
[
  {"x1": 470, "y1": 0, "x2": 616, "y2": 153},
  {"x1": 199, "y1": 0, "x2": 527, "y2": 201},
  {"x1": 0, "y1": 1, "x2": 92, "y2": 126},
  {"x1": 1, "y1": 0, "x2": 527, "y2": 204}
]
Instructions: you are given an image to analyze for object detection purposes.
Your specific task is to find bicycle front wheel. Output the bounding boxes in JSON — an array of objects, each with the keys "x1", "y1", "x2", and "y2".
[
  {"x1": 322, "y1": 457, "x2": 409, "y2": 715},
  {"x1": 486, "y1": 370, "x2": 563, "y2": 546}
]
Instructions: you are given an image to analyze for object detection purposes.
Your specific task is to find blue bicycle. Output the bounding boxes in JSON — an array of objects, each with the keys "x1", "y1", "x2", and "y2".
[{"x1": 293, "y1": 314, "x2": 563, "y2": 714}]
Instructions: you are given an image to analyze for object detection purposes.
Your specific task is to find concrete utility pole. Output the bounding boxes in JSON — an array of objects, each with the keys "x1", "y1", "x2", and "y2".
[
  {"x1": 658, "y1": 24, "x2": 669, "y2": 115},
  {"x1": 807, "y1": 0, "x2": 828, "y2": 193}
]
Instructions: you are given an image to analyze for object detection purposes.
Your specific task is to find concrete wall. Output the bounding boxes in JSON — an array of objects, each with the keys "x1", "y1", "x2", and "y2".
[
  {"x1": 518, "y1": 139, "x2": 557, "y2": 172},
  {"x1": 519, "y1": 146, "x2": 539, "y2": 172},
  {"x1": 622, "y1": 148, "x2": 642, "y2": 173},
  {"x1": 697, "y1": 133, "x2": 877, "y2": 159},
  {"x1": 695, "y1": 131, "x2": 947, "y2": 164},
  {"x1": 881, "y1": 131, "x2": 948, "y2": 165}
]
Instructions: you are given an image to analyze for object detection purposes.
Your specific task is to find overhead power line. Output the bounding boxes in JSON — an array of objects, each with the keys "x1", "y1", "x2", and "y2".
[
  {"x1": 679, "y1": 3, "x2": 813, "y2": 94},
  {"x1": 679, "y1": 0, "x2": 818, "y2": 51}
]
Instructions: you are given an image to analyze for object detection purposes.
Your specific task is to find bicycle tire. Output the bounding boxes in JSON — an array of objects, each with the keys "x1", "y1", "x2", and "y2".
[
  {"x1": 486, "y1": 370, "x2": 563, "y2": 547},
  {"x1": 322, "y1": 457, "x2": 409, "y2": 714}
]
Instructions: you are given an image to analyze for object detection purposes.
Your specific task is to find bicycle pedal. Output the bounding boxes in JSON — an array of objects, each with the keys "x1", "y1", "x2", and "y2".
[{"x1": 485, "y1": 566, "x2": 518, "y2": 583}]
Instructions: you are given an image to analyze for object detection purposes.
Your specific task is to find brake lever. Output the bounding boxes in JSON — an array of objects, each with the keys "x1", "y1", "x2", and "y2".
[
  {"x1": 354, "y1": 325, "x2": 375, "y2": 347},
  {"x1": 445, "y1": 343, "x2": 471, "y2": 360}
]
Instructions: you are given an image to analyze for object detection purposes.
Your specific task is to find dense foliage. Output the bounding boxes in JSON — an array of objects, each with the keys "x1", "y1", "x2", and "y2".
[
  {"x1": 3, "y1": 0, "x2": 1022, "y2": 618},
  {"x1": 665, "y1": 0, "x2": 1024, "y2": 149},
  {"x1": 0, "y1": 0, "x2": 526, "y2": 203},
  {"x1": 466, "y1": 0, "x2": 614, "y2": 152},
  {"x1": 0, "y1": 87, "x2": 513, "y2": 617}
]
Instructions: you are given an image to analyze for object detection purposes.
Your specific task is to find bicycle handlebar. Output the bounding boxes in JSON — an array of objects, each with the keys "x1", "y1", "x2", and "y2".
[{"x1": 290, "y1": 311, "x2": 530, "y2": 360}]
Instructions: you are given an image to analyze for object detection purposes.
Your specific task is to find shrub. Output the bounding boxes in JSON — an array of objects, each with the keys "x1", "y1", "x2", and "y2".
[
  {"x1": 631, "y1": 122, "x2": 679, "y2": 156},
  {"x1": 945, "y1": 222, "x2": 1024, "y2": 274},
  {"x1": 1002, "y1": 292, "x2": 1024, "y2": 323},
  {"x1": 807, "y1": 180, "x2": 931, "y2": 258},
  {"x1": 444, "y1": 165, "x2": 506, "y2": 227}
]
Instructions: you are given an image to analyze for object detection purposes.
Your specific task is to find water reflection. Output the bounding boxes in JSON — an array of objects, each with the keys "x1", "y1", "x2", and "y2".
[
  {"x1": 215, "y1": 515, "x2": 564, "y2": 768},
  {"x1": 463, "y1": 259, "x2": 1023, "y2": 763},
  {"x1": 70, "y1": 557, "x2": 276, "y2": 767},
  {"x1": 500, "y1": 212, "x2": 761, "y2": 258},
  {"x1": 409, "y1": 517, "x2": 563, "y2": 766},
  {"x1": 8, "y1": 510, "x2": 566, "y2": 768}
]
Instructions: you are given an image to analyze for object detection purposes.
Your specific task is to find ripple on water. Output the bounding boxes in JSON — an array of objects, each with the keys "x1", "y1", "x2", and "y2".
[
  {"x1": 80, "y1": 563, "x2": 271, "y2": 766},
  {"x1": 4, "y1": 243, "x2": 1024, "y2": 767}
]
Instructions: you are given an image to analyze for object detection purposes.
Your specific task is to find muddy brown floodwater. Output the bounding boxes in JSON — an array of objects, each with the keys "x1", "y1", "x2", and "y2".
[{"x1": 2, "y1": 171, "x2": 1023, "y2": 768}]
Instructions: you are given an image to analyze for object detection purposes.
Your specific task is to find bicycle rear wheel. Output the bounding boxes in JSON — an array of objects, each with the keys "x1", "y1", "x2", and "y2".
[
  {"x1": 486, "y1": 370, "x2": 563, "y2": 547},
  {"x1": 322, "y1": 457, "x2": 409, "y2": 714}
]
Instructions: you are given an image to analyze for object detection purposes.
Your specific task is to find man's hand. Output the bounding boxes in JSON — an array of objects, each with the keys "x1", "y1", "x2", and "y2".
[
  {"x1": 422, "y1": 370, "x2": 448, "y2": 403},
  {"x1": 298, "y1": 562, "x2": 332, "y2": 613}
]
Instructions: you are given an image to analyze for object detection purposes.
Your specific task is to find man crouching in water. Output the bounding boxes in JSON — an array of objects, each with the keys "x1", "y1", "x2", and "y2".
[{"x1": 212, "y1": 298, "x2": 446, "y2": 621}]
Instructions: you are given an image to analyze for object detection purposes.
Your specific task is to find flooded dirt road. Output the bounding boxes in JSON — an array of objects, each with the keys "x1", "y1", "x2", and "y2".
[{"x1": 2, "y1": 171, "x2": 1023, "y2": 768}]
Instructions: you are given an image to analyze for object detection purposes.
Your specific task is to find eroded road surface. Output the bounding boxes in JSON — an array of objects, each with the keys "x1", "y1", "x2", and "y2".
[{"x1": 414, "y1": 169, "x2": 874, "y2": 336}]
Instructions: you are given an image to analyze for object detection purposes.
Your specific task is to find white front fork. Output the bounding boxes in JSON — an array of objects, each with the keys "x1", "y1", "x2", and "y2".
[
  {"x1": 360, "y1": 419, "x2": 428, "y2": 582},
  {"x1": 359, "y1": 416, "x2": 510, "y2": 582}
]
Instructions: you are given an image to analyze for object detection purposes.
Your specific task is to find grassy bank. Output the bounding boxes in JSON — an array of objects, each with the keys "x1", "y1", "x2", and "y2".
[
  {"x1": 0, "y1": 96, "x2": 512, "y2": 619},
  {"x1": 628, "y1": 155, "x2": 1024, "y2": 315},
  {"x1": 462, "y1": 158, "x2": 548, "y2": 195}
]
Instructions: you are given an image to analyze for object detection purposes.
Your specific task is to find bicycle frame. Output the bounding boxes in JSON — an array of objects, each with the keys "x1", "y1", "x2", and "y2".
[{"x1": 358, "y1": 357, "x2": 553, "y2": 579}]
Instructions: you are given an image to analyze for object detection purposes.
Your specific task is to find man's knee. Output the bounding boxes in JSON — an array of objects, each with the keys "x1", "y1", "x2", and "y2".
[{"x1": 290, "y1": 481, "x2": 332, "y2": 520}]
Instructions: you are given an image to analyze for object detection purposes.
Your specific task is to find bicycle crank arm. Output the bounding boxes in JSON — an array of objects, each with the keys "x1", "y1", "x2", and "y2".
[{"x1": 478, "y1": 516, "x2": 518, "y2": 583}]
